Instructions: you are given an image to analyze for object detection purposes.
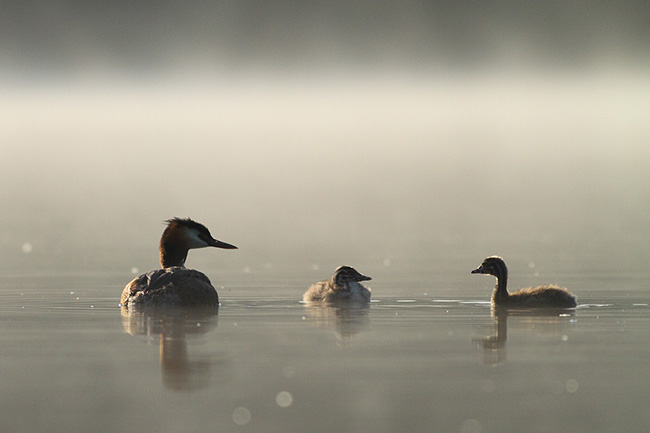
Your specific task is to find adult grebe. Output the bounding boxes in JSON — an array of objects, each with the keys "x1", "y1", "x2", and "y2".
[
  {"x1": 121, "y1": 218, "x2": 237, "y2": 308},
  {"x1": 303, "y1": 266, "x2": 372, "y2": 303},
  {"x1": 471, "y1": 256, "x2": 577, "y2": 308}
]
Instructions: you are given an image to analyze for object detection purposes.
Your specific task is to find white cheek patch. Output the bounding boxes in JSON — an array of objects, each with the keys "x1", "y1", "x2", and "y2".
[{"x1": 186, "y1": 230, "x2": 209, "y2": 249}]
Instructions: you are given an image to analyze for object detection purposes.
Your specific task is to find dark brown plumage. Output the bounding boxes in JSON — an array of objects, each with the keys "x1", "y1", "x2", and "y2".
[
  {"x1": 471, "y1": 256, "x2": 577, "y2": 308},
  {"x1": 121, "y1": 218, "x2": 237, "y2": 308}
]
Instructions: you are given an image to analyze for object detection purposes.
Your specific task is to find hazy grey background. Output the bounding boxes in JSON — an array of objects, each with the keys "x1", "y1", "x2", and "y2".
[
  {"x1": 2, "y1": 1, "x2": 649, "y2": 75},
  {"x1": 1, "y1": 1, "x2": 649, "y2": 278}
]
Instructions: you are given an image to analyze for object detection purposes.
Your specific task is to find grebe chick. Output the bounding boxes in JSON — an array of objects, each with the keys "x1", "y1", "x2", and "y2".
[
  {"x1": 471, "y1": 256, "x2": 576, "y2": 308},
  {"x1": 121, "y1": 217, "x2": 237, "y2": 308},
  {"x1": 303, "y1": 266, "x2": 372, "y2": 303}
]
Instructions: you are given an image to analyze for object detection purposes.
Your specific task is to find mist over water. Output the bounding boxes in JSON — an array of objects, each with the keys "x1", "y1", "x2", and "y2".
[
  {"x1": 2, "y1": 2, "x2": 647, "y2": 242},
  {"x1": 2, "y1": 73, "x2": 649, "y2": 276}
]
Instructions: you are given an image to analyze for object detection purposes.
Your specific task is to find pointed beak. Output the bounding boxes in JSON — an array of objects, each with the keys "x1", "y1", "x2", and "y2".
[
  {"x1": 471, "y1": 267, "x2": 483, "y2": 274},
  {"x1": 359, "y1": 274, "x2": 372, "y2": 281},
  {"x1": 208, "y1": 238, "x2": 238, "y2": 249}
]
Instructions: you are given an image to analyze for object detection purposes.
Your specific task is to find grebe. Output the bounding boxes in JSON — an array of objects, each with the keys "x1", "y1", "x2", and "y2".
[
  {"x1": 121, "y1": 217, "x2": 237, "y2": 308},
  {"x1": 303, "y1": 266, "x2": 372, "y2": 303},
  {"x1": 471, "y1": 256, "x2": 576, "y2": 308}
]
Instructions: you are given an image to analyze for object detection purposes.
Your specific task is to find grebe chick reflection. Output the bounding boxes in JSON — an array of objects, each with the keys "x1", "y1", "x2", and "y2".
[
  {"x1": 121, "y1": 217, "x2": 237, "y2": 308},
  {"x1": 303, "y1": 266, "x2": 372, "y2": 303},
  {"x1": 471, "y1": 256, "x2": 576, "y2": 308}
]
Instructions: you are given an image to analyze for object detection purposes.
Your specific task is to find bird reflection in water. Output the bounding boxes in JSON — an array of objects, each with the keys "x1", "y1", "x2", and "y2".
[
  {"x1": 302, "y1": 303, "x2": 371, "y2": 346},
  {"x1": 474, "y1": 307, "x2": 575, "y2": 366},
  {"x1": 121, "y1": 305, "x2": 226, "y2": 390}
]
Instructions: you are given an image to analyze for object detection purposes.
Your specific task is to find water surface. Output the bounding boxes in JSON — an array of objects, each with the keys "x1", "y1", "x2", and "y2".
[{"x1": 2, "y1": 255, "x2": 649, "y2": 433}]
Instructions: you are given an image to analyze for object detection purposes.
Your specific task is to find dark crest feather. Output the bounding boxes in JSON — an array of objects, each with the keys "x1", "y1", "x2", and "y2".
[{"x1": 165, "y1": 217, "x2": 211, "y2": 236}]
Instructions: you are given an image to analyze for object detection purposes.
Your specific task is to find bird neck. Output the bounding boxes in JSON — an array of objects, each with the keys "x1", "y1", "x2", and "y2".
[
  {"x1": 159, "y1": 238, "x2": 188, "y2": 268},
  {"x1": 491, "y1": 269, "x2": 509, "y2": 303}
]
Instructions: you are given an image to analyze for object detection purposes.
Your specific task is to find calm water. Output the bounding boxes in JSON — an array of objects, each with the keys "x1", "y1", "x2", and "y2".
[
  {"x1": 2, "y1": 252, "x2": 650, "y2": 433},
  {"x1": 2, "y1": 75, "x2": 649, "y2": 432}
]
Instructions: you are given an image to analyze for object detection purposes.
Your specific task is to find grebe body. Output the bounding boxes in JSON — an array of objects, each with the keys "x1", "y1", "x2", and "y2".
[
  {"x1": 303, "y1": 266, "x2": 372, "y2": 303},
  {"x1": 121, "y1": 218, "x2": 237, "y2": 308},
  {"x1": 471, "y1": 256, "x2": 576, "y2": 308}
]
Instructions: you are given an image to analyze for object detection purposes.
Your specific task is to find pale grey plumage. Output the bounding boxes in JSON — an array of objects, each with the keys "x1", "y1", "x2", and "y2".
[{"x1": 303, "y1": 266, "x2": 372, "y2": 303}]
